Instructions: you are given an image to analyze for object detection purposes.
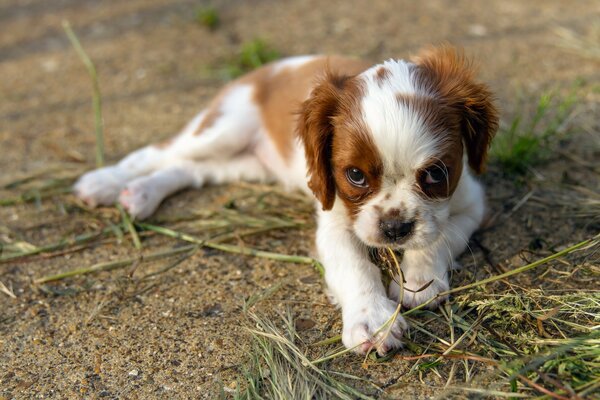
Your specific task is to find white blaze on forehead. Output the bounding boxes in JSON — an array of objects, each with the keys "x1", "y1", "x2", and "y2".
[{"x1": 360, "y1": 59, "x2": 441, "y2": 175}]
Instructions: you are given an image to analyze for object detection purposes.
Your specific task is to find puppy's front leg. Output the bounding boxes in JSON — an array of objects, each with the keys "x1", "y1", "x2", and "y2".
[
  {"x1": 317, "y1": 208, "x2": 407, "y2": 355},
  {"x1": 393, "y1": 245, "x2": 451, "y2": 309}
]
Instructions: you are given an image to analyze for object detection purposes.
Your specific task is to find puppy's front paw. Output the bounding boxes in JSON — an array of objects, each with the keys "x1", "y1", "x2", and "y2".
[
  {"x1": 342, "y1": 296, "x2": 407, "y2": 356},
  {"x1": 74, "y1": 167, "x2": 126, "y2": 207},
  {"x1": 118, "y1": 178, "x2": 162, "y2": 220},
  {"x1": 390, "y1": 274, "x2": 449, "y2": 310}
]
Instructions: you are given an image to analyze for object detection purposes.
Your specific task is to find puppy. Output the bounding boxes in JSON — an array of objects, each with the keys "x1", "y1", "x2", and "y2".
[{"x1": 75, "y1": 46, "x2": 498, "y2": 355}]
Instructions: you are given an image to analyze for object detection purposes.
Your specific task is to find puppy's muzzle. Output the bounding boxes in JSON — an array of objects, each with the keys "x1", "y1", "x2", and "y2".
[{"x1": 379, "y1": 219, "x2": 414, "y2": 242}]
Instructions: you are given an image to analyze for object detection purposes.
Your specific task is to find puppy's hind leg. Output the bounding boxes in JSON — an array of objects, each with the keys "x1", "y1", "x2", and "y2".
[
  {"x1": 117, "y1": 83, "x2": 268, "y2": 219},
  {"x1": 73, "y1": 111, "x2": 209, "y2": 207},
  {"x1": 74, "y1": 145, "x2": 174, "y2": 207},
  {"x1": 119, "y1": 155, "x2": 272, "y2": 220},
  {"x1": 75, "y1": 83, "x2": 262, "y2": 209}
]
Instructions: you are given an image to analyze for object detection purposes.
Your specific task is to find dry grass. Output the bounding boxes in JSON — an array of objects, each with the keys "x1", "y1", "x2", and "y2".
[{"x1": 234, "y1": 307, "x2": 374, "y2": 400}]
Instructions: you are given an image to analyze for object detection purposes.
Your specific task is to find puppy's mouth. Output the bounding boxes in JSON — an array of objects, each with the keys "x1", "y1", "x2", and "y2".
[
  {"x1": 356, "y1": 231, "x2": 414, "y2": 250},
  {"x1": 379, "y1": 235, "x2": 414, "y2": 249}
]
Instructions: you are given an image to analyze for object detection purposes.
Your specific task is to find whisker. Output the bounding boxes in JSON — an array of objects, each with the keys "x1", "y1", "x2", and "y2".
[
  {"x1": 438, "y1": 230, "x2": 457, "y2": 281},
  {"x1": 444, "y1": 221, "x2": 477, "y2": 269}
]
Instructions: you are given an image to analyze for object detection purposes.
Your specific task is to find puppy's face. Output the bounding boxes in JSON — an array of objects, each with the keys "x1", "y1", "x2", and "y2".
[
  {"x1": 330, "y1": 96, "x2": 464, "y2": 250},
  {"x1": 299, "y1": 46, "x2": 498, "y2": 250}
]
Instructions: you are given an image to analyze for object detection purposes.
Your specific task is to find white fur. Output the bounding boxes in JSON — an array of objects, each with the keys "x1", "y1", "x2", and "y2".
[{"x1": 74, "y1": 55, "x2": 488, "y2": 356}]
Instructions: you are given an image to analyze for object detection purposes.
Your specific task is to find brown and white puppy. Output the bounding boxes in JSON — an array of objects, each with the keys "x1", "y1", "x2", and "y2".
[{"x1": 75, "y1": 46, "x2": 498, "y2": 355}]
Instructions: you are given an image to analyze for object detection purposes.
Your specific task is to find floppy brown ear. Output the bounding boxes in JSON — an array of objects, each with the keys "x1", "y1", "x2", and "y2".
[
  {"x1": 297, "y1": 72, "x2": 349, "y2": 210},
  {"x1": 412, "y1": 45, "x2": 499, "y2": 174}
]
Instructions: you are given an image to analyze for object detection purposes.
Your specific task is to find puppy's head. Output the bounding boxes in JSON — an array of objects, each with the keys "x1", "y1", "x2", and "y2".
[{"x1": 298, "y1": 46, "x2": 499, "y2": 250}]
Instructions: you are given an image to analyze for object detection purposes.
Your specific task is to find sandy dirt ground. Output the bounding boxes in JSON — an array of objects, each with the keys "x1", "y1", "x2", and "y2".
[{"x1": 1, "y1": 0, "x2": 599, "y2": 398}]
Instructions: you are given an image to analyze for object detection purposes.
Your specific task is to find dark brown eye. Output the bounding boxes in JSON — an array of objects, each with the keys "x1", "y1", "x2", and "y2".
[
  {"x1": 346, "y1": 167, "x2": 367, "y2": 187},
  {"x1": 423, "y1": 165, "x2": 447, "y2": 185}
]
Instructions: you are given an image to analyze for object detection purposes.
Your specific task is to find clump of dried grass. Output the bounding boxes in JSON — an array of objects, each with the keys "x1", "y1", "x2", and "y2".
[{"x1": 235, "y1": 309, "x2": 374, "y2": 400}]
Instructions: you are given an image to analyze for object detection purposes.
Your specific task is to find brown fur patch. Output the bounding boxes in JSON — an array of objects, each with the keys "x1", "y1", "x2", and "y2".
[
  {"x1": 296, "y1": 60, "x2": 372, "y2": 210},
  {"x1": 331, "y1": 126, "x2": 383, "y2": 219},
  {"x1": 154, "y1": 137, "x2": 174, "y2": 149},
  {"x1": 249, "y1": 57, "x2": 370, "y2": 159},
  {"x1": 374, "y1": 66, "x2": 391, "y2": 87},
  {"x1": 387, "y1": 208, "x2": 401, "y2": 217},
  {"x1": 328, "y1": 79, "x2": 384, "y2": 219},
  {"x1": 415, "y1": 145, "x2": 463, "y2": 199},
  {"x1": 395, "y1": 92, "x2": 464, "y2": 198},
  {"x1": 191, "y1": 88, "x2": 230, "y2": 136},
  {"x1": 411, "y1": 45, "x2": 499, "y2": 174},
  {"x1": 160, "y1": 57, "x2": 370, "y2": 161},
  {"x1": 195, "y1": 108, "x2": 221, "y2": 135}
]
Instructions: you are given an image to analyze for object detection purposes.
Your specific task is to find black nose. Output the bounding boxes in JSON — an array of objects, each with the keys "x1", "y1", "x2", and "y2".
[{"x1": 380, "y1": 219, "x2": 414, "y2": 241}]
